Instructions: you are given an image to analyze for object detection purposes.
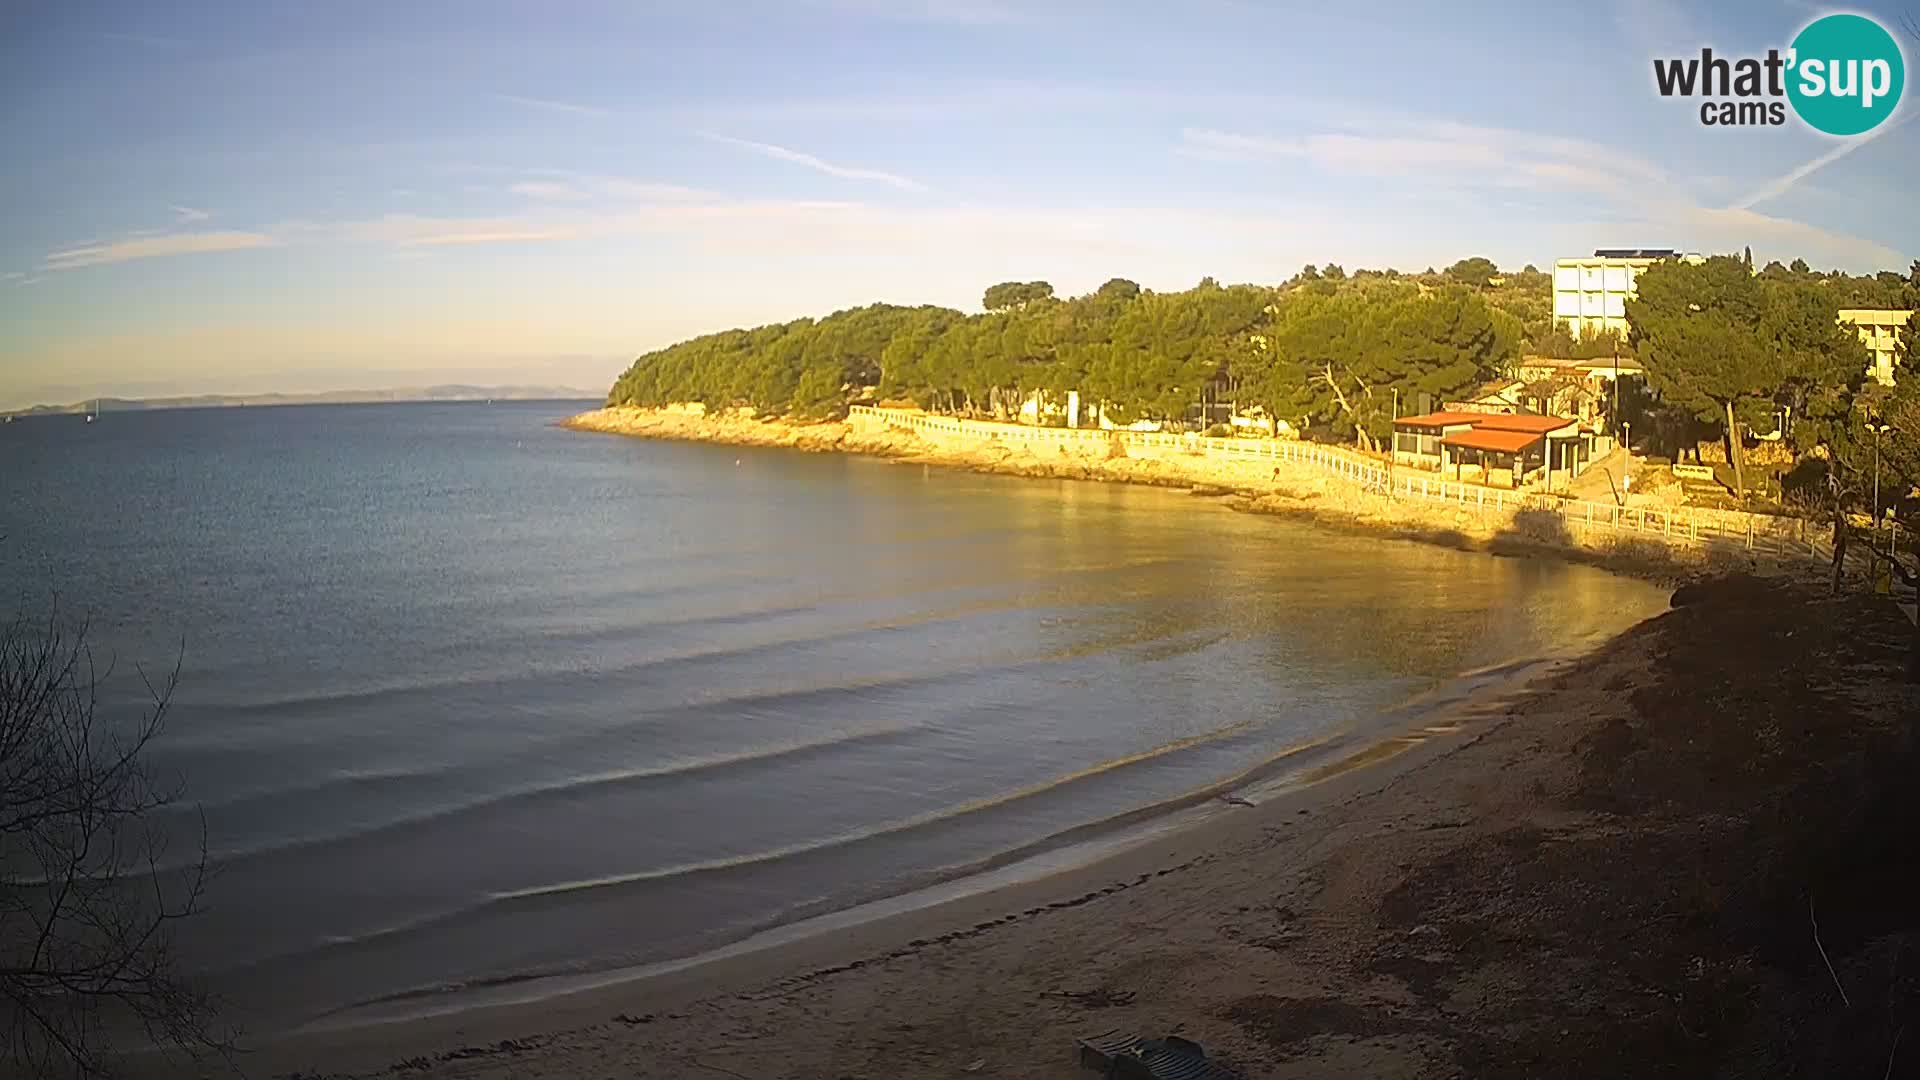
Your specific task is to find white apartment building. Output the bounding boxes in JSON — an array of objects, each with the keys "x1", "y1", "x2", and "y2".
[
  {"x1": 1837, "y1": 308, "x2": 1912, "y2": 385},
  {"x1": 1553, "y1": 248, "x2": 1705, "y2": 339}
]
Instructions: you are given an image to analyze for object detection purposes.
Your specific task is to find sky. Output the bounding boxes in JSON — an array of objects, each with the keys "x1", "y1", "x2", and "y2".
[{"x1": 1, "y1": 0, "x2": 1917, "y2": 409}]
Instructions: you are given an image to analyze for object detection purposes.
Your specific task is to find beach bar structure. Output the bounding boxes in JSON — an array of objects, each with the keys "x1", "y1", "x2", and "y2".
[{"x1": 1391, "y1": 411, "x2": 1591, "y2": 490}]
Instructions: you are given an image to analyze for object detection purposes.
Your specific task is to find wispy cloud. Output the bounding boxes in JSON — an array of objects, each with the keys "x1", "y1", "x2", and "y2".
[
  {"x1": 1180, "y1": 123, "x2": 1668, "y2": 201},
  {"x1": 508, "y1": 173, "x2": 716, "y2": 203},
  {"x1": 1183, "y1": 129, "x2": 1500, "y2": 171},
  {"x1": 698, "y1": 132, "x2": 928, "y2": 192},
  {"x1": 508, "y1": 181, "x2": 593, "y2": 202},
  {"x1": 494, "y1": 93, "x2": 610, "y2": 118},
  {"x1": 43, "y1": 231, "x2": 275, "y2": 271},
  {"x1": 170, "y1": 205, "x2": 211, "y2": 223},
  {"x1": 1729, "y1": 111, "x2": 1919, "y2": 210},
  {"x1": 1181, "y1": 118, "x2": 1899, "y2": 270},
  {"x1": 286, "y1": 212, "x2": 609, "y2": 249},
  {"x1": 302, "y1": 203, "x2": 863, "y2": 251},
  {"x1": 1670, "y1": 205, "x2": 1905, "y2": 267},
  {"x1": 284, "y1": 200, "x2": 1348, "y2": 272},
  {"x1": 410, "y1": 228, "x2": 577, "y2": 247}
]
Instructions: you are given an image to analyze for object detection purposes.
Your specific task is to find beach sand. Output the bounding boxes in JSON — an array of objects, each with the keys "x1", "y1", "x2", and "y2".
[{"x1": 213, "y1": 573, "x2": 1918, "y2": 1080}]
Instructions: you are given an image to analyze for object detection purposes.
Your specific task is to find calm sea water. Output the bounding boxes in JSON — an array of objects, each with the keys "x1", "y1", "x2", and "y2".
[{"x1": 0, "y1": 402, "x2": 1664, "y2": 1031}]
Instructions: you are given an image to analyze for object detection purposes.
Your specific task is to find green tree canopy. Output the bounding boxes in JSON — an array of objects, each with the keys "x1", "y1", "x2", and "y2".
[
  {"x1": 982, "y1": 281, "x2": 1055, "y2": 312},
  {"x1": 1094, "y1": 278, "x2": 1142, "y2": 307},
  {"x1": 1445, "y1": 256, "x2": 1501, "y2": 288},
  {"x1": 1766, "y1": 278, "x2": 1872, "y2": 459},
  {"x1": 1264, "y1": 285, "x2": 1512, "y2": 449},
  {"x1": 1629, "y1": 255, "x2": 1869, "y2": 494},
  {"x1": 606, "y1": 254, "x2": 1902, "y2": 462},
  {"x1": 1628, "y1": 257, "x2": 1776, "y2": 492}
]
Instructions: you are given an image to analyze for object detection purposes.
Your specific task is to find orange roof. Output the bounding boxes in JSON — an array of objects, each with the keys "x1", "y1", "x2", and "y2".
[
  {"x1": 1472, "y1": 413, "x2": 1577, "y2": 434},
  {"x1": 1394, "y1": 410, "x2": 1577, "y2": 434},
  {"x1": 1442, "y1": 428, "x2": 1543, "y2": 453},
  {"x1": 1392, "y1": 411, "x2": 1486, "y2": 428}
]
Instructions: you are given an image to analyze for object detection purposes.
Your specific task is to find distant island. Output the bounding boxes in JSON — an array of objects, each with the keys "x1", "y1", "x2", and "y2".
[{"x1": 3, "y1": 385, "x2": 599, "y2": 418}]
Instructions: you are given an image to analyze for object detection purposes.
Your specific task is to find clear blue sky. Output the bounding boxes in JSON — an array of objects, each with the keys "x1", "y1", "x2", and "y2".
[{"x1": 1, "y1": 0, "x2": 1915, "y2": 408}]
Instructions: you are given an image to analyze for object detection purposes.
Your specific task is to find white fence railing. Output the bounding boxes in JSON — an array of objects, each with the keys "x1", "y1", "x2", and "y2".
[
  {"x1": 849, "y1": 406, "x2": 1841, "y2": 568},
  {"x1": 849, "y1": 405, "x2": 1382, "y2": 469}
]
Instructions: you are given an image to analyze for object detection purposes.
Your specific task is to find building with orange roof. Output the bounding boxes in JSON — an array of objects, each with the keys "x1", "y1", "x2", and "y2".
[{"x1": 1391, "y1": 409, "x2": 1594, "y2": 490}]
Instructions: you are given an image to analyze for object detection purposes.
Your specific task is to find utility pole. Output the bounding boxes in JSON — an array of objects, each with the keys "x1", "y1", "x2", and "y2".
[
  {"x1": 1872, "y1": 422, "x2": 1890, "y2": 560},
  {"x1": 1611, "y1": 338, "x2": 1621, "y2": 446}
]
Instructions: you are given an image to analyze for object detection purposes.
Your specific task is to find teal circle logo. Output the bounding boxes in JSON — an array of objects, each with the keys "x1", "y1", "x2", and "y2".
[{"x1": 1787, "y1": 14, "x2": 1905, "y2": 135}]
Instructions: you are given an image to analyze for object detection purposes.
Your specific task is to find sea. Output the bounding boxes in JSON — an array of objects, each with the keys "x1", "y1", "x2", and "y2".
[{"x1": 0, "y1": 401, "x2": 1667, "y2": 1033}]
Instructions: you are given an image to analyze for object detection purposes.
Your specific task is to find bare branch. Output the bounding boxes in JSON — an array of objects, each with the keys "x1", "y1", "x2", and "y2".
[{"x1": 1, "y1": 600, "x2": 235, "y2": 1075}]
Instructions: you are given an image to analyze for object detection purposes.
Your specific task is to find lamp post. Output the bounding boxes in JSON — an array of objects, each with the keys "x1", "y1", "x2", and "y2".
[
  {"x1": 1623, "y1": 420, "x2": 1632, "y2": 496},
  {"x1": 1611, "y1": 338, "x2": 1620, "y2": 440}
]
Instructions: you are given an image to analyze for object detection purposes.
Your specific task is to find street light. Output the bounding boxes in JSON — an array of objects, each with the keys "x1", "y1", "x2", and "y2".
[{"x1": 1622, "y1": 420, "x2": 1632, "y2": 503}]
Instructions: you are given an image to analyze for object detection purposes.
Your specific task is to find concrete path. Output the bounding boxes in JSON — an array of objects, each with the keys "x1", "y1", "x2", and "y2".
[{"x1": 1567, "y1": 448, "x2": 1629, "y2": 503}]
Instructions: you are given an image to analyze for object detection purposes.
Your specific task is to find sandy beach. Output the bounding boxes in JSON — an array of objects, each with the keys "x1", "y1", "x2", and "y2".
[{"x1": 198, "y1": 567, "x2": 1920, "y2": 1080}]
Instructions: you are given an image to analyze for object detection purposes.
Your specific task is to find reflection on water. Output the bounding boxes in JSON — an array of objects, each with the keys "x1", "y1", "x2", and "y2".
[{"x1": 0, "y1": 403, "x2": 1666, "y2": 1030}]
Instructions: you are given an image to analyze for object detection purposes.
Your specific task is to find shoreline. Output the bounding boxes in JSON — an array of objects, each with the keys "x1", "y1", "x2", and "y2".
[
  {"x1": 282, "y1": 654, "x2": 1569, "y2": 1025},
  {"x1": 224, "y1": 574, "x2": 1920, "y2": 1080},
  {"x1": 560, "y1": 406, "x2": 1787, "y2": 587},
  {"x1": 215, "y1": 643, "x2": 1589, "y2": 1079}
]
